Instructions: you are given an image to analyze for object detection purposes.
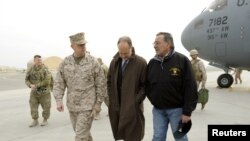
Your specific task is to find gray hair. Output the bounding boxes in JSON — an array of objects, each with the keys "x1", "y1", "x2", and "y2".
[
  {"x1": 156, "y1": 32, "x2": 175, "y2": 48},
  {"x1": 117, "y1": 36, "x2": 133, "y2": 48}
]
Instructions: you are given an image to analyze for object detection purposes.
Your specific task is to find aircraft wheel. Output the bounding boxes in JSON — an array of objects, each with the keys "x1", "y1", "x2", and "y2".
[{"x1": 217, "y1": 73, "x2": 233, "y2": 88}]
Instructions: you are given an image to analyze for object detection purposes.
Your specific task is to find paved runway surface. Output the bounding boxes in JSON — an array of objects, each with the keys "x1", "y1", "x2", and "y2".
[
  {"x1": 0, "y1": 70, "x2": 250, "y2": 141},
  {"x1": 0, "y1": 72, "x2": 26, "y2": 90}
]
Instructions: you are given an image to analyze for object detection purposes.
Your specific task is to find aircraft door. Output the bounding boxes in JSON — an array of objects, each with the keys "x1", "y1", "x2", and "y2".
[
  {"x1": 242, "y1": 13, "x2": 250, "y2": 53},
  {"x1": 215, "y1": 42, "x2": 226, "y2": 57}
]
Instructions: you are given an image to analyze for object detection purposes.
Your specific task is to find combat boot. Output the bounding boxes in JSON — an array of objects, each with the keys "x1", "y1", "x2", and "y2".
[
  {"x1": 29, "y1": 119, "x2": 38, "y2": 127},
  {"x1": 40, "y1": 119, "x2": 48, "y2": 126}
]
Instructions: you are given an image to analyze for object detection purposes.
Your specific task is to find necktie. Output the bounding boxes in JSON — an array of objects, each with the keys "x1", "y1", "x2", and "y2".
[{"x1": 122, "y1": 59, "x2": 128, "y2": 73}]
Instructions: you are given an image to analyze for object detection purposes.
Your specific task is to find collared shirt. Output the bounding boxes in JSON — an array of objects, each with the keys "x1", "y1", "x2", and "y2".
[
  {"x1": 156, "y1": 52, "x2": 170, "y2": 61},
  {"x1": 121, "y1": 59, "x2": 129, "y2": 72}
]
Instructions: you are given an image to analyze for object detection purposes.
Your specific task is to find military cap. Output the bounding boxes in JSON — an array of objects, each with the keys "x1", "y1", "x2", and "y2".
[
  {"x1": 69, "y1": 32, "x2": 87, "y2": 45},
  {"x1": 190, "y1": 49, "x2": 199, "y2": 55},
  {"x1": 174, "y1": 120, "x2": 192, "y2": 139}
]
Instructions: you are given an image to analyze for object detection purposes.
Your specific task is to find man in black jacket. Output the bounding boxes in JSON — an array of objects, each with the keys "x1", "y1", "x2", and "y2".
[{"x1": 146, "y1": 32, "x2": 197, "y2": 141}]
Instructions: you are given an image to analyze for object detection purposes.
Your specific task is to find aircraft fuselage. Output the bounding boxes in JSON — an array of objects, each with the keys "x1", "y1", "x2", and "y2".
[{"x1": 182, "y1": 0, "x2": 250, "y2": 70}]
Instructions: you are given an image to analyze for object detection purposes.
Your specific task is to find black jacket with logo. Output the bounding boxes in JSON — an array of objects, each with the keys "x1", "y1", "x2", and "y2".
[{"x1": 146, "y1": 50, "x2": 197, "y2": 116}]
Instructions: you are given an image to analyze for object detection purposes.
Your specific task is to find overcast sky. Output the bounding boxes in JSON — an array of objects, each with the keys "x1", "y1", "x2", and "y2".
[{"x1": 0, "y1": 0, "x2": 213, "y2": 68}]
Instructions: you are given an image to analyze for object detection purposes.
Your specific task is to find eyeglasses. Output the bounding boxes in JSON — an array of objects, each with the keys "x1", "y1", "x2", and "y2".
[{"x1": 153, "y1": 42, "x2": 162, "y2": 46}]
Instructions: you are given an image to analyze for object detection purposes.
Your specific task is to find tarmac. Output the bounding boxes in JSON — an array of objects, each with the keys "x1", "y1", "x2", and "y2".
[{"x1": 0, "y1": 70, "x2": 250, "y2": 141}]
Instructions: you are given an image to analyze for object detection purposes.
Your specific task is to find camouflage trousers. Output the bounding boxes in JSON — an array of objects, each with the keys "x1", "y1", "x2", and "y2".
[
  {"x1": 69, "y1": 110, "x2": 94, "y2": 141},
  {"x1": 29, "y1": 92, "x2": 51, "y2": 120}
]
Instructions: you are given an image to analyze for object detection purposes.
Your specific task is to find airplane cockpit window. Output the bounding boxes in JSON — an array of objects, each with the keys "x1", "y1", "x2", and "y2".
[
  {"x1": 203, "y1": 0, "x2": 227, "y2": 12},
  {"x1": 194, "y1": 19, "x2": 204, "y2": 29}
]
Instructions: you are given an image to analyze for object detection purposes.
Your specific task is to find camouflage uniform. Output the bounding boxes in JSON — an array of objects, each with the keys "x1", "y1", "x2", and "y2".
[
  {"x1": 191, "y1": 59, "x2": 207, "y2": 110},
  {"x1": 234, "y1": 68, "x2": 242, "y2": 84},
  {"x1": 25, "y1": 64, "x2": 52, "y2": 120},
  {"x1": 191, "y1": 59, "x2": 207, "y2": 89},
  {"x1": 100, "y1": 63, "x2": 109, "y2": 106},
  {"x1": 53, "y1": 54, "x2": 106, "y2": 141}
]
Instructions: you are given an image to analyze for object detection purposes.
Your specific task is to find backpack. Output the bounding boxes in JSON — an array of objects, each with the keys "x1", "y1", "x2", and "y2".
[{"x1": 198, "y1": 88, "x2": 209, "y2": 104}]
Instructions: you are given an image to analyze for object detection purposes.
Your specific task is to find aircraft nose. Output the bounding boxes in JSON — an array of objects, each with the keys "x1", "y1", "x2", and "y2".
[{"x1": 181, "y1": 24, "x2": 192, "y2": 51}]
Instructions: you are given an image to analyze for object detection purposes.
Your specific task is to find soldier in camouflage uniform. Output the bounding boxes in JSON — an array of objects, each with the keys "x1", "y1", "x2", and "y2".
[
  {"x1": 53, "y1": 32, "x2": 106, "y2": 141},
  {"x1": 94, "y1": 57, "x2": 109, "y2": 120},
  {"x1": 190, "y1": 49, "x2": 207, "y2": 90},
  {"x1": 190, "y1": 49, "x2": 207, "y2": 110},
  {"x1": 25, "y1": 55, "x2": 52, "y2": 127},
  {"x1": 233, "y1": 68, "x2": 243, "y2": 84}
]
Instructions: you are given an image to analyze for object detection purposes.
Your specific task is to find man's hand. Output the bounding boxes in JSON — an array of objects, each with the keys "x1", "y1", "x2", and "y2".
[
  {"x1": 90, "y1": 109, "x2": 97, "y2": 118},
  {"x1": 201, "y1": 82, "x2": 205, "y2": 89},
  {"x1": 90, "y1": 103, "x2": 101, "y2": 117},
  {"x1": 56, "y1": 102, "x2": 64, "y2": 112},
  {"x1": 181, "y1": 115, "x2": 191, "y2": 123}
]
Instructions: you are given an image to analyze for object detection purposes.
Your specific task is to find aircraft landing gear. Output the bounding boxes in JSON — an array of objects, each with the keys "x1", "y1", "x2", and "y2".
[{"x1": 217, "y1": 73, "x2": 234, "y2": 88}]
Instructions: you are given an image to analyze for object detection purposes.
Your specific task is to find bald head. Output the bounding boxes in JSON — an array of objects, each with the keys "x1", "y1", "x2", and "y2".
[
  {"x1": 117, "y1": 36, "x2": 133, "y2": 59},
  {"x1": 118, "y1": 41, "x2": 132, "y2": 59}
]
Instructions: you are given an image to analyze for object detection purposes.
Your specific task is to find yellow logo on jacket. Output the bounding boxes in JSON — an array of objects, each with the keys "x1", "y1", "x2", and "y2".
[{"x1": 169, "y1": 67, "x2": 181, "y2": 76}]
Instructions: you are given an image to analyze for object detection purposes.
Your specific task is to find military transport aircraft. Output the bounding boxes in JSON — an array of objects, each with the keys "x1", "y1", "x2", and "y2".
[{"x1": 181, "y1": 0, "x2": 250, "y2": 88}]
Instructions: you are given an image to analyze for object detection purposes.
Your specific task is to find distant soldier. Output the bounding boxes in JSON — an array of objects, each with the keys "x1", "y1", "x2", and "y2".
[
  {"x1": 190, "y1": 49, "x2": 207, "y2": 89},
  {"x1": 190, "y1": 49, "x2": 207, "y2": 110},
  {"x1": 25, "y1": 55, "x2": 53, "y2": 127},
  {"x1": 53, "y1": 32, "x2": 106, "y2": 141},
  {"x1": 94, "y1": 57, "x2": 109, "y2": 120},
  {"x1": 233, "y1": 68, "x2": 243, "y2": 84}
]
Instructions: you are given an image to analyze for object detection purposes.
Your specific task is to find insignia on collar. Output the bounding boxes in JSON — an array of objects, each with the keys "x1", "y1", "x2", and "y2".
[{"x1": 169, "y1": 67, "x2": 181, "y2": 76}]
